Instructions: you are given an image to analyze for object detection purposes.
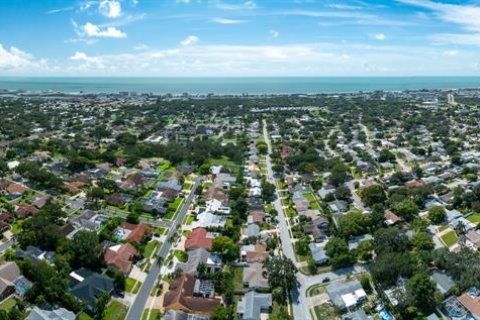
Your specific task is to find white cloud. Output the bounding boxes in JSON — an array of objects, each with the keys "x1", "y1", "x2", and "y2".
[
  {"x1": 181, "y1": 35, "x2": 199, "y2": 46},
  {"x1": 0, "y1": 44, "x2": 34, "y2": 69},
  {"x1": 0, "y1": 43, "x2": 51, "y2": 74},
  {"x1": 70, "y1": 51, "x2": 105, "y2": 69},
  {"x1": 176, "y1": 0, "x2": 190, "y2": 3},
  {"x1": 270, "y1": 29, "x2": 279, "y2": 38},
  {"x1": 99, "y1": 0, "x2": 122, "y2": 18},
  {"x1": 373, "y1": 33, "x2": 386, "y2": 40},
  {"x1": 211, "y1": 18, "x2": 245, "y2": 24},
  {"x1": 398, "y1": 0, "x2": 480, "y2": 32},
  {"x1": 78, "y1": 22, "x2": 127, "y2": 38}
]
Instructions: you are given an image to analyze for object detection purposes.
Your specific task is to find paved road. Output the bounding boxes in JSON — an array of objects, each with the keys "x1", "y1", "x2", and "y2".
[
  {"x1": 0, "y1": 239, "x2": 14, "y2": 253},
  {"x1": 262, "y1": 121, "x2": 306, "y2": 320},
  {"x1": 125, "y1": 177, "x2": 202, "y2": 320}
]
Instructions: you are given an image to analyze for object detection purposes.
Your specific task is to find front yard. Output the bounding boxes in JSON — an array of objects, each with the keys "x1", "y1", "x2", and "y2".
[
  {"x1": 441, "y1": 230, "x2": 458, "y2": 247},
  {"x1": 105, "y1": 301, "x2": 128, "y2": 320}
]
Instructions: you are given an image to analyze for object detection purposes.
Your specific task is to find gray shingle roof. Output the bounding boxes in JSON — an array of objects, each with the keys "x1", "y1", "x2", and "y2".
[{"x1": 237, "y1": 291, "x2": 272, "y2": 320}]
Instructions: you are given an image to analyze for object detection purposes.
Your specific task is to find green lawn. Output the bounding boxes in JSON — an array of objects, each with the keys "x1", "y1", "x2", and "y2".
[
  {"x1": 126, "y1": 278, "x2": 141, "y2": 294},
  {"x1": 438, "y1": 225, "x2": 450, "y2": 232},
  {"x1": 206, "y1": 157, "x2": 241, "y2": 174},
  {"x1": 144, "y1": 240, "x2": 159, "y2": 258},
  {"x1": 11, "y1": 220, "x2": 23, "y2": 235},
  {"x1": 285, "y1": 207, "x2": 297, "y2": 218},
  {"x1": 154, "y1": 227, "x2": 167, "y2": 235},
  {"x1": 311, "y1": 304, "x2": 337, "y2": 320},
  {"x1": 157, "y1": 161, "x2": 172, "y2": 171},
  {"x1": 0, "y1": 297, "x2": 16, "y2": 311},
  {"x1": 105, "y1": 301, "x2": 128, "y2": 320},
  {"x1": 467, "y1": 214, "x2": 480, "y2": 224},
  {"x1": 148, "y1": 309, "x2": 162, "y2": 320},
  {"x1": 184, "y1": 215, "x2": 195, "y2": 225},
  {"x1": 304, "y1": 193, "x2": 316, "y2": 202},
  {"x1": 77, "y1": 312, "x2": 93, "y2": 320},
  {"x1": 174, "y1": 250, "x2": 188, "y2": 263},
  {"x1": 163, "y1": 198, "x2": 184, "y2": 220},
  {"x1": 306, "y1": 284, "x2": 327, "y2": 297},
  {"x1": 233, "y1": 267, "x2": 244, "y2": 291},
  {"x1": 441, "y1": 230, "x2": 458, "y2": 247}
]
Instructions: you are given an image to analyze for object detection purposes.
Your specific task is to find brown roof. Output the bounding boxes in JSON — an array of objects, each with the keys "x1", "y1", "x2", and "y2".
[
  {"x1": 246, "y1": 243, "x2": 269, "y2": 263},
  {"x1": 466, "y1": 230, "x2": 480, "y2": 246},
  {"x1": 407, "y1": 180, "x2": 426, "y2": 188},
  {"x1": 119, "y1": 222, "x2": 151, "y2": 244},
  {"x1": 72, "y1": 174, "x2": 91, "y2": 184},
  {"x1": 204, "y1": 187, "x2": 228, "y2": 204},
  {"x1": 384, "y1": 210, "x2": 402, "y2": 225},
  {"x1": 163, "y1": 272, "x2": 221, "y2": 315},
  {"x1": 107, "y1": 193, "x2": 125, "y2": 206},
  {"x1": 137, "y1": 160, "x2": 150, "y2": 169},
  {"x1": 0, "y1": 213, "x2": 13, "y2": 224},
  {"x1": 160, "y1": 189, "x2": 178, "y2": 201},
  {"x1": 104, "y1": 243, "x2": 139, "y2": 274},
  {"x1": 459, "y1": 292, "x2": 480, "y2": 317},
  {"x1": 120, "y1": 173, "x2": 145, "y2": 190},
  {"x1": 115, "y1": 158, "x2": 128, "y2": 167},
  {"x1": 6, "y1": 183, "x2": 26, "y2": 195},
  {"x1": 185, "y1": 228, "x2": 212, "y2": 251},
  {"x1": 63, "y1": 181, "x2": 84, "y2": 194},
  {"x1": 250, "y1": 211, "x2": 266, "y2": 224},
  {"x1": 14, "y1": 203, "x2": 39, "y2": 218}
]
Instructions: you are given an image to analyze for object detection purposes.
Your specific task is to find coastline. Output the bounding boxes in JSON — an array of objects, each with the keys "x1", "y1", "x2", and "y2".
[{"x1": 1, "y1": 76, "x2": 480, "y2": 95}]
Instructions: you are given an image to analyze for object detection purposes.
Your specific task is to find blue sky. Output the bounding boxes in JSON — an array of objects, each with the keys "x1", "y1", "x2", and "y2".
[{"x1": 1, "y1": 0, "x2": 480, "y2": 76}]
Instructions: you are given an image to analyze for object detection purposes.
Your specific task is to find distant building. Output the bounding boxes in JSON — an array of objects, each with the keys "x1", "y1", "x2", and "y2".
[{"x1": 447, "y1": 94, "x2": 455, "y2": 105}]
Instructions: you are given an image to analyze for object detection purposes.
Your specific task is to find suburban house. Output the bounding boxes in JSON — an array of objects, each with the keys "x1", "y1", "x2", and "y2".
[
  {"x1": 116, "y1": 222, "x2": 152, "y2": 244},
  {"x1": 237, "y1": 291, "x2": 272, "y2": 320},
  {"x1": 326, "y1": 280, "x2": 367, "y2": 311},
  {"x1": 69, "y1": 268, "x2": 114, "y2": 311},
  {"x1": 241, "y1": 243, "x2": 269, "y2": 263},
  {"x1": 431, "y1": 271, "x2": 456, "y2": 295},
  {"x1": 104, "y1": 243, "x2": 140, "y2": 274},
  {"x1": 303, "y1": 217, "x2": 329, "y2": 243},
  {"x1": 163, "y1": 272, "x2": 221, "y2": 316},
  {"x1": 185, "y1": 228, "x2": 214, "y2": 251},
  {"x1": 0, "y1": 262, "x2": 32, "y2": 301},
  {"x1": 242, "y1": 262, "x2": 269, "y2": 289},
  {"x1": 176, "y1": 248, "x2": 222, "y2": 274},
  {"x1": 26, "y1": 307, "x2": 76, "y2": 320}
]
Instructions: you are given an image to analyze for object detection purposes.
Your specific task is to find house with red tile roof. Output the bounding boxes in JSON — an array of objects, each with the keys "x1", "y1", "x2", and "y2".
[
  {"x1": 118, "y1": 222, "x2": 151, "y2": 244},
  {"x1": 163, "y1": 272, "x2": 221, "y2": 316},
  {"x1": 104, "y1": 243, "x2": 139, "y2": 274},
  {"x1": 185, "y1": 228, "x2": 213, "y2": 251}
]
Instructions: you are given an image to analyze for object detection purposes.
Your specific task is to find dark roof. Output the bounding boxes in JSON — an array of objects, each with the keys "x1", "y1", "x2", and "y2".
[{"x1": 69, "y1": 269, "x2": 114, "y2": 309}]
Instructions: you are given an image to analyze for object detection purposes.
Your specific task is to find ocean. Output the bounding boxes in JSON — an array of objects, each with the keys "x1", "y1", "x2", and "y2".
[{"x1": 0, "y1": 77, "x2": 480, "y2": 95}]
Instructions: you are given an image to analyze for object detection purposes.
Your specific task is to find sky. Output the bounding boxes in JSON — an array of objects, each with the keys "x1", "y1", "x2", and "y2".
[{"x1": 1, "y1": 0, "x2": 480, "y2": 76}]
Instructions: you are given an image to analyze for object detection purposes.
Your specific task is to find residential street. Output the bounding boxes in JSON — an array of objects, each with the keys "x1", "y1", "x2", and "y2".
[
  {"x1": 125, "y1": 177, "x2": 202, "y2": 320},
  {"x1": 263, "y1": 120, "x2": 307, "y2": 320}
]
